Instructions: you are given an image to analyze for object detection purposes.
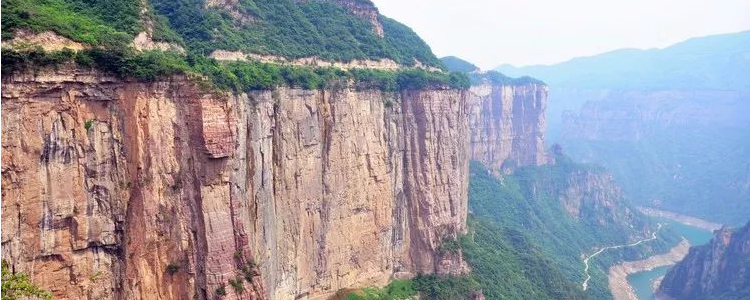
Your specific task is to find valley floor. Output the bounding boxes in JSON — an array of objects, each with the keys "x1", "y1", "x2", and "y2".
[
  {"x1": 608, "y1": 240, "x2": 690, "y2": 300},
  {"x1": 637, "y1": 207, "x2": 723, "y2": 231},
  {"x1": 582, "y1": 224, "x2": 663, "y2": 291}
]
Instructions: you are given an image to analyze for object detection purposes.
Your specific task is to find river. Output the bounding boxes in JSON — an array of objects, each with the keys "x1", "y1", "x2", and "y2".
[{"x1": 626, "y1": 218, "x2": 714, "y2": 300}]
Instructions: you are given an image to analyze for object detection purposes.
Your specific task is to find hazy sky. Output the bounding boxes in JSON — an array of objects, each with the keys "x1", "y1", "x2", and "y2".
[{"x1": 372, "y1": 0, "x2": 750, "y2": 69}]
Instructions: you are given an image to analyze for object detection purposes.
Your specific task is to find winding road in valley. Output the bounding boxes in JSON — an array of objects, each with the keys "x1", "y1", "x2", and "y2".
[{"x1": 581, "y1": 223, "x2": 663, "y2": 291}]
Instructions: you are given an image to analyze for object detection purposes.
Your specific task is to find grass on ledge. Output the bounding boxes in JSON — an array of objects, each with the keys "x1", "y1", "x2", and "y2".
[{"x1": 1, "y1": 47, "x2": 470, "y2": 93}]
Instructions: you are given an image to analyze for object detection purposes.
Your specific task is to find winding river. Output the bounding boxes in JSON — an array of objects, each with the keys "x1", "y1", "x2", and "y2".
[
  {"x1": 581, "y1": 223, "x2": 663, "y2": 291},
  {"x1": 625, "y1": 218, "x2": 713, "y2": 300}
]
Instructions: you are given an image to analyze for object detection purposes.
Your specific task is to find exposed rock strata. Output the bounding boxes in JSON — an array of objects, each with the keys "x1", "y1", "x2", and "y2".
[
  {"x1": 6, "y1": 29, "x2": 86, "y2": 51},
  {"x1": 656, "y1": 222, "x2": 750, "y2": 300},
  {"x1": 1, "y1": 68, "x2": 469, "y2": 300},
  {"x1": 466, "y1": 83, "x2": 547, "y2": 173},
  {"x1": 558, "y1": 169, "x2": 646, "y2": 231},
  {"x1": 208, "y1": 50, "x2": 434, "y2": 72}
]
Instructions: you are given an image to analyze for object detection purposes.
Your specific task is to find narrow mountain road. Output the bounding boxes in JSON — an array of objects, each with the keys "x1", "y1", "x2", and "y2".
[{"x1": 581, "y1": 223, "x2": 663, "y2": 291}]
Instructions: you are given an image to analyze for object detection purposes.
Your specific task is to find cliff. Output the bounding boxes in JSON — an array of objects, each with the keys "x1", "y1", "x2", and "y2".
[
  {"x1": 0, "y1": 67, "x2": 469, "y2": 300},
  {"x1": 555, "y1": 88, "x2": 750, "y2": 225},
  {"x1": 467, "y1": 83, "x2": 548, "y2": 174},
  {"x1": 656, "y1": 222, "x2": 750, "y2": 300}
]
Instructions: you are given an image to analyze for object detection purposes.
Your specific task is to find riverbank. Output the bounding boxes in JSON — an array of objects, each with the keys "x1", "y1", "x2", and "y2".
[
  {"x1": 608, "y1": 239, "x2": 690, "y2": 300},
  {"x1": 637, "y1": 207, "x2": 722, "y2": 231},
  {"x1": 582, "y1": 224, "x2": 663, "y2": 291}
]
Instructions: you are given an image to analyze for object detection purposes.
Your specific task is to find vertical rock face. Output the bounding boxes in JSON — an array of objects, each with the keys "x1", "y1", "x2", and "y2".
[
  {"x1": 1, "y1": 68, "x2": 468, "y2": 300},
  {"x1": 557, "y1": 169, "x2": 648, "y2": 232},
  {"x1": 466, "y1": 83, "x2": 547, "y2": 173},
  {"x1": 657, "y1": 222, "x2": 750, "y2": 300}
]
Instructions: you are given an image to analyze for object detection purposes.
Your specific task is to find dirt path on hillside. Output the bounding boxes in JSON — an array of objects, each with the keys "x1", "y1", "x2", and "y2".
[
  {"x1": 607, "y1": 239, "x2": 690, "y2": 300},
  {"x1": 581, "y1": 223, "x2": 663, "y2": 291}
]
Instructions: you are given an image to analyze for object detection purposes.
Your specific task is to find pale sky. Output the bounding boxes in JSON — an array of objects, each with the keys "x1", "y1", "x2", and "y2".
[{"x1": 372, "y1": 0, "x2": 750, "y2": 69}]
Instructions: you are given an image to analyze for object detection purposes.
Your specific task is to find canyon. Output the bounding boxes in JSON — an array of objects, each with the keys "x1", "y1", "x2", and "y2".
[
  {"x1": 0, "y1": 66, "x2": 547, "y2": 300},
  {"x1": 656, "y1": 222, "x2": 750, "y2": 300},
  {"x1": 497, "y1": 31, "x2": 750, "y2": 225},
  {"x1": 608, "y1": 239, "x2": 690, "y2": 300}
]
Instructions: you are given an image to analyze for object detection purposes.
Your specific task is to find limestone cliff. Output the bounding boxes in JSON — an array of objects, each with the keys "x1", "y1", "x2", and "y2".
[
  {"x1": 1, "y1": 68, "x2": 469, "y2": 300},
  {"x1": 467, "y1": 83, "x2": 547, "y2": 173},
  {"x1": 656, "y1": 222, "x2": 750, "y2": 300},
  {"x1": 556, "y1": 88, "x2": 750, "y2": 225}
]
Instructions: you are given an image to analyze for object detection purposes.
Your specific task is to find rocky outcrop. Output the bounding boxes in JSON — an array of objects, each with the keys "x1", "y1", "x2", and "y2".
[
  {"x1": 558, "y1": 169, "x2": 644, "y2": 227},
  {"x1": 609, "y1": 239, "x2": 690, "y2": 300},
  {"x1": 205, "y1": 0, "x2": 255, "y2": 24},
  {"x1": 5, "y1": 29, "x2": 86, "y2": 52},
  {"x1": 657, "y1": 222, "x2": 750, "y2": 300},
  {"x1": 209, "y1": 50, "x2": 405, "y2": 71},
  {"x1": 1, "y1": 68, "x2": 469, "y2": 300},
  {"x1": 466, "y1": 83, "x2": 547, "y2": 174}
]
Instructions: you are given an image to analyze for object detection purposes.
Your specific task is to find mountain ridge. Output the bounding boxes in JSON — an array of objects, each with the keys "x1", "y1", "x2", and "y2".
[{"x1": 495, "y1": 30, "x2": 750, "y2": 91}]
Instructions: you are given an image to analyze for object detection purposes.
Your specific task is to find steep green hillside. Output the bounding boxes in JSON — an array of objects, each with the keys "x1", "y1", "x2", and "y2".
[
  {"x1": 150, "y1": 0, "x2": 442, "y2": 67},
  {"x1": 440, "y1": 56, "x2": 479, "y2": 73},
  {"x1": 468, "y1": 159, "x2": 680, "y2": 299},
  {"x1": 1, "y1": 0, "x2": 180, "y2": 46},
  {"x1": 1, "y1": 0, "x2": 472, "y2": 92},
  {"x1": 340, "y1": 218, "x2": 590, "y2": 300},
  {"x1": 461, "y1": 219, "x2": 590, "y2": 300},
  {"x1": 3, "y1": 0, "x2": 442, "y2": 68}
]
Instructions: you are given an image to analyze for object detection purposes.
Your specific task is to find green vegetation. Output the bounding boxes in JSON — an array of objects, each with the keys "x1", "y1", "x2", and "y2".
[
  {"x1": 228, "y1": 277, "x2": 244, "y2": 292},
  {"x1": 1, "y1": 0, "x2": 180, "y2": 46},
  {"x1": 84, "y1": 119, "x2": 94, "y2": 131},
  {"x1": 149, "y1": 0, "x2": 442, "y2": 67},
  {"x1": 216, "y1": 284, "x2": 227, "y2": 296},
  {"x1": 438, "y1": 238, "x2": 461, "y2": 255},
  {"x1": 469, "y1": 71, "x2": 544, "y2": 86},
  {"x1": 340, "y1": 279, "x2": 417, "y2": 300},
  {"x1": 1, "y1": 261, "x2": 53, "y2": 300},
  {"x1": 411, "y1": 275, "x2": 480, "y2": 300},
  {"x1": 2, "y1": 0, "x2": 466, "y2": 93},
  {"x1": 239, "y1": 258, "x2": 259, "y2": 282},
  {"x1": 340, "y1": 276, "x2": 480, "y2": 300},
  {"x1": 340, "y1": 226, "x2": 589, "y2": 300},
  {"x1": 1, "y1": 47, "x2": 469, "y2": 92},
  {"x1": 440, "y1": 56, "x2": 479, "y2": 73},
  {"x1": 467, "y1": 159, "x2": 680, "y2": 299},
  {"x1": 461, "y1": 219, "x2": 589, "y2": 300}
]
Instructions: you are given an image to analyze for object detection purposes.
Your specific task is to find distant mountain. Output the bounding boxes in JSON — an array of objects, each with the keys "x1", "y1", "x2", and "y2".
[
  {"x1": 441, "y1": 56, "x2": 480, "y2": 72},
  {"x1": 496, "y1": 31, "x2": 750, "y2": 91},
  {"x1": 496, "y1": 31, "x2": 750, "y2": 225},
  {"x1": 657, "y1": 222, "x2": 750, "y2": 300}
]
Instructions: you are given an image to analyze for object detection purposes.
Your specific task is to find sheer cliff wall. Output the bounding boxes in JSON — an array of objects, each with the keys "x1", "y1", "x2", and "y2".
[
  {"x1": 1, "y1": 68, "x2": 469, "y2": 300},
  {"x1": 467, "y1": 83, "x2": 548, "y2": 173},
  {"x1": 1, "y1": 68, "x2": 549, "y2": 300}
]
